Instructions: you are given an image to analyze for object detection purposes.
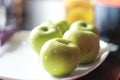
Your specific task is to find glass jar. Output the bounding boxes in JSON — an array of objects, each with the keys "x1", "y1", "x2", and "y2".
[{"x1": 65, "y1": 0, "x2": 94, "y2": 25}]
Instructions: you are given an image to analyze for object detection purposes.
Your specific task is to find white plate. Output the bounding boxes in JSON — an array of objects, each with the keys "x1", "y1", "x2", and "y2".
[{"x1": 0, "y1": 31, "x2": 110, "y2": 80}]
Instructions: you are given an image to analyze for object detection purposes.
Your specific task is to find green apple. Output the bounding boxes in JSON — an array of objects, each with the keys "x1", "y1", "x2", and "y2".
[
  {"x1": 40, "y1": 38, "x2": 81, "y2": 76},
  {"x1": 63, "y1": 29, "x2": 100, "y2": 64},
  {"x1": 29, "y1": 25, "x2": 62, "y2": 54},
  {"x1": 53, "y1": 20, "x2": 70, "y2": 35},
  {"x1": 70, "y1": 20, "x2": 100, "y2": 38},
  {"x1": 40, "y1": 20, "x2": 70, "y2": 35}
]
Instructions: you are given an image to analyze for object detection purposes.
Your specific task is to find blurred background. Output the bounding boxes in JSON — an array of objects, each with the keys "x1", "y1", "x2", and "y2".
[
  {"x1": 0, "y1": 0, "x2": 120, "y2": 80},
  {"x1": 0, "y1": 0, "x2": 120, "y2": 47},
  {"x1": 0, "y1": 0, "x2": 66, "y2": 30},
  {"x1": 0, "y1": 0, "x2": 95, "y2": 30}
]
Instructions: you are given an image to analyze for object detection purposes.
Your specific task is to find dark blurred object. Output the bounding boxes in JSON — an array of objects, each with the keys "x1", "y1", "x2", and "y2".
[
  {"x1": 0, "y1": 24, "x2": 18, "y2": 46},
  {"x1": 94, "y1": 0, "x2": 120, "y2": 44},
  {"x1": 0, "y1": 0, "x2": 24, "y2": 46},
  {"x1": 116, "y1": 74, "x2": 120, "y2": 80},
  {"x1": 0, "y1": 0, "x2": 24, "y2": 30},
  {"x1": 6, "y1": 0, "x2": 24, "y2": 26}
]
